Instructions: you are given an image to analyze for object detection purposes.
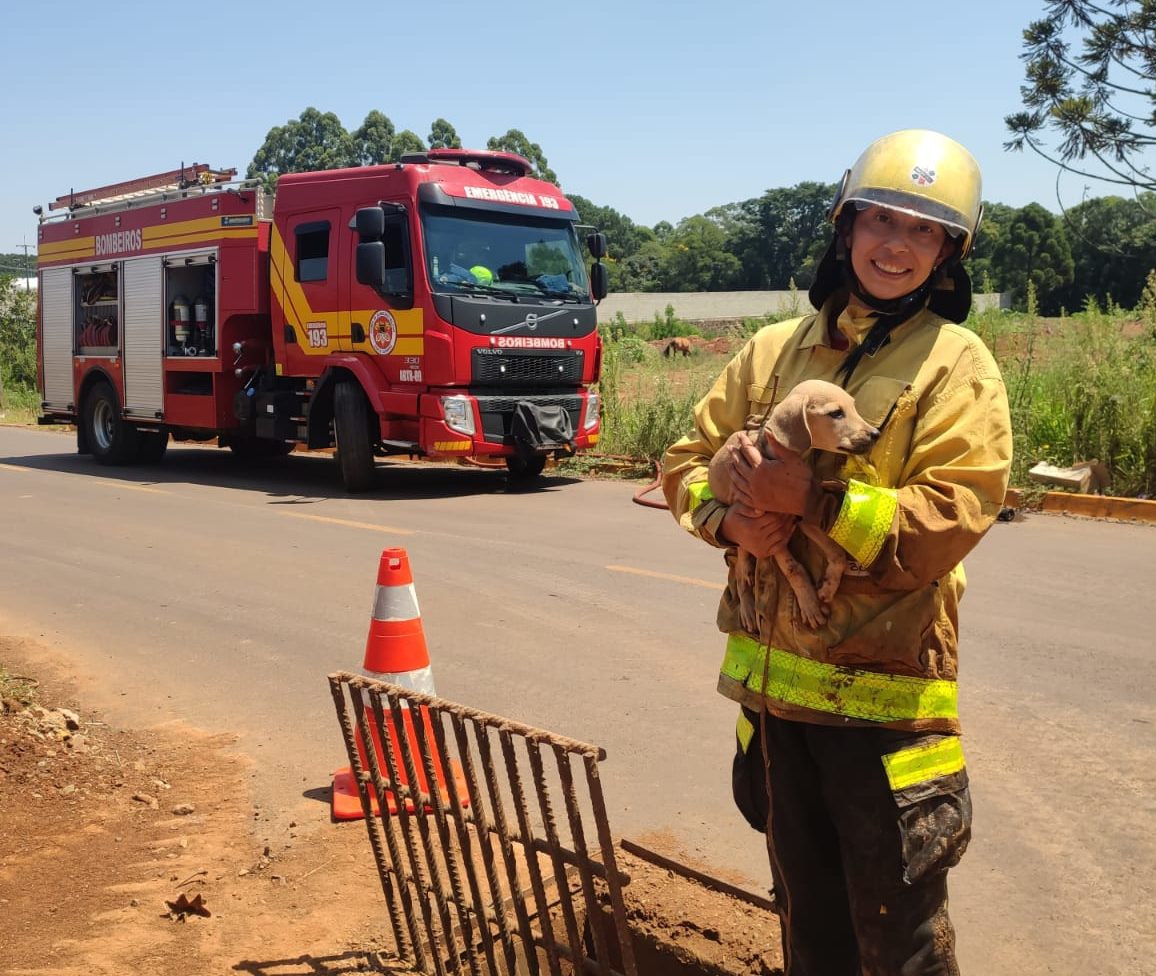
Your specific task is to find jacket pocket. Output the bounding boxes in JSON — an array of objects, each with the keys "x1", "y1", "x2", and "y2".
[
  {"x1": 826, "y1": 582, "x2": 941, "y2": 675},
  {"x1": 852, "y1": 375, "x2": 912, "y2": 429}
]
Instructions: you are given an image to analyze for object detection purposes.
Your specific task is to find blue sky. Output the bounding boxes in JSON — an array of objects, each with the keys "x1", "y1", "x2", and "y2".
[{"x1": 0, "y1": 0, "x2": 1120, "y2": 263}]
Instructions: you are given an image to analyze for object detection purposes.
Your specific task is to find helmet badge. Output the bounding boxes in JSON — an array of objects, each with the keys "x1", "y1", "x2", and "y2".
[{"x1": 911, "y1": 165, "x2": 937, "y2": 187}]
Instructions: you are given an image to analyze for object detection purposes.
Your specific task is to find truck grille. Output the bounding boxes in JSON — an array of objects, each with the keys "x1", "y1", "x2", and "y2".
[
  {"x1": 472, "y1": 349, "x2": 584, "y2": 386},
  {"x1": 473, "y1": 393, "x2": 584, "y2": 443}
]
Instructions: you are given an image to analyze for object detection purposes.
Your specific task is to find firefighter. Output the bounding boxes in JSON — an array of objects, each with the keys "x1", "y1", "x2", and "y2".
[{"x1": 662, "y1": 130, "x2": 1012, "y2": 975}]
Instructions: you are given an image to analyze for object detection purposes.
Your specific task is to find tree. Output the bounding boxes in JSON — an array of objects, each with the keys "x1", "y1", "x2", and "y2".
[
  {"x1": 990, "y1": 203, "x2": 1075, "y2": 313},
  {"x1": 352, "y1": 110, "x2": 396, "y2": 165},
  {"x1": 659, "y1": 216, "x2": 742, "y2": 292},
  {"x1": 966, "y1": 201, "x2": 1018, "y2": 293},
  {"x1": 1058, "y1": 193, "x2": 1156, "y2": 309},
  {"x1": 390, "y1": 129, "x2": 427, "y2": 162},
  {"x1": 1006, "y1": 1, "x2": 1156, "y2": 197},
  {"x1": 247, "y1": 108, "x2": 356, "y2": 191},
  {"x1": 427, "y1": 118, "x2": 462, "y2": 150},
  {"x1": 566, "y1": 194, "x2": 654, "y2": 260},
  {"x1": 722, "y1": 182, "x2": 836, "y2": 290},
  {"x1": 486, "y1": 129, "x2": 558, "y2": 185},
  {"x1": 0, "y1": 276, "x2": 37, "y2": 392}
]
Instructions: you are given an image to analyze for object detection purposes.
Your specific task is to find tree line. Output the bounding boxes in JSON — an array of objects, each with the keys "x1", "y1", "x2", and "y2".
[
  {"x1": 243, "y1": 108, "x2": 1156, "y2": 316},
  {"x1": 13, "y1": 93, "x2": 1156, "y2": 318}
]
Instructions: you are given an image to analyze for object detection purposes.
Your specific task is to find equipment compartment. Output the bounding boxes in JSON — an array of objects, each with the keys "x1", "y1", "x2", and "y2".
[
  {"x1": 75, "y1": 267, "x2": 119, "y2": 356},
  {"x1": 165, "y1": 259, "x2": 217, "y2": 358}
]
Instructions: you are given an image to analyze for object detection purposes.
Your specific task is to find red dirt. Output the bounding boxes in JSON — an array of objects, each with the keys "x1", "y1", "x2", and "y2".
[{"x1": 1, "y1": 637, "x2": 784, "y2": 975}]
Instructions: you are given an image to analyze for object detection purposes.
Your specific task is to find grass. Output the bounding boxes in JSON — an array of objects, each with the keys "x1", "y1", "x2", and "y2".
[
  {"x1": 0, "y1": 381, "x2": 40, "y2": 425},
  {"x1": 966, "y1": 299, "x2": 1156, "y2": 497},
  {"x1": 595, "y1": 299, "x2": 1156, "y2": 498}
]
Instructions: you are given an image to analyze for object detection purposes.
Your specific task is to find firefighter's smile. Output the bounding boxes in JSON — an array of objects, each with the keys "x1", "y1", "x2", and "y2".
[{"x1": 869, "y1": 259, "x2": 912, "y2": 279}]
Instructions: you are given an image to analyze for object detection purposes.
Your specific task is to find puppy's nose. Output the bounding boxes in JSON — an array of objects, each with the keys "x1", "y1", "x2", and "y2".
[{"x1": 868, "y1": 428, "x2": 881, "y2": 441}]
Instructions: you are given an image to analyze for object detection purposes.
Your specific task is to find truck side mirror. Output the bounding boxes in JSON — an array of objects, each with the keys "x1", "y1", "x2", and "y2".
[
  {"x1": 589, "y1": 262, "x2": 608, "y2": 301},
  {"x1": 355, "y1": 206, "x2": 386, "y2": 242},
  {"x1": 356, "y1": 241, "x2": 386, "y2": 287},
  {"x1": 586, "y1": 232, "x2": 607, "y2": 260}
]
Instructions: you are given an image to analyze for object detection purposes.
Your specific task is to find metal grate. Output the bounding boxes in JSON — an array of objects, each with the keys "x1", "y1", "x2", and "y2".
[
  {"x1": 472, "y1": 351, "x2": 584, "y2": 387},
  {"x1": 329, "y1": 672, "x2": 638, "y2": 976}
]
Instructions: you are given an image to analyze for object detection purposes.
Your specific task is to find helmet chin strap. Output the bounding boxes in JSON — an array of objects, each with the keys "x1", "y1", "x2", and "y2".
[
  {"x1": 836, "y1": 234, "x2": 935, "y2": 318},
  {"x1": 833, "y1": 236, "x2": 939, "y2": 387}
]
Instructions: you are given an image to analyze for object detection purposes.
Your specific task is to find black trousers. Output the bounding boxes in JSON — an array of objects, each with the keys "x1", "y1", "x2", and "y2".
[{"x1": 733, "y1": 708, "x2": 972, "y2": 976}]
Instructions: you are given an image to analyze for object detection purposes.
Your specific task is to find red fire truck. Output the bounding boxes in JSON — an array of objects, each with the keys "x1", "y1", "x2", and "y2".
[{"x1": 35, "y1": 152, "x2": 608, "y2": 490}]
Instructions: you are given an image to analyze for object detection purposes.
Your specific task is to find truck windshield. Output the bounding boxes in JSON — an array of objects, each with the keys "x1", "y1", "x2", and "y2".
[{"x1": 421, "y1": 205, "x2": 589, "y2": 302}]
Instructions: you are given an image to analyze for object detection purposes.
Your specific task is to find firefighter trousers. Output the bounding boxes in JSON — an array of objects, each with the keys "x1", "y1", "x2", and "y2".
[{"x1": 733, "y1": 707, "x2": 972, "y2": 976}]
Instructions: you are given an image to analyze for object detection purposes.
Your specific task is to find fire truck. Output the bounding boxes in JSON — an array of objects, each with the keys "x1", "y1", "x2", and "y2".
[{"x1": 35, "y1": 152, "x2": 608, "y2": 490}]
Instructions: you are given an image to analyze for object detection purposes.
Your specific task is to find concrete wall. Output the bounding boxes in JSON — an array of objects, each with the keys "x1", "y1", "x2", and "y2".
[{"x1": 597, "y1": 290, "x2": 1007, "y2": 324}]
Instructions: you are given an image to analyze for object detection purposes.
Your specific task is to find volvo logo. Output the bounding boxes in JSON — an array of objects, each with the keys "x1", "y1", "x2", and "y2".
[{"x1": 492, "y1": 306, "x2": 568, "y2": 336}]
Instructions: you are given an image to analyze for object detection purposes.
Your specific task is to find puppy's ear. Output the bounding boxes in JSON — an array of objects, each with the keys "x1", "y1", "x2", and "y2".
[{"x1": 767, "y1": 392, "x2": 812, "y2": 453}]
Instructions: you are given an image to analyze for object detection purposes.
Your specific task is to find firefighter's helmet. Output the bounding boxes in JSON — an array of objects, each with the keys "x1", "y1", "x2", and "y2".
[{"x1": 830, "y1": 129, "x2": 983, "y2": 258}]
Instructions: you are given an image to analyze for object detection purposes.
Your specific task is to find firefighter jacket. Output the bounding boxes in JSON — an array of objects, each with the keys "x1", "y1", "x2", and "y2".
[{"x1": 662, "y1": 298, "x2": 1013, "y2": 734}]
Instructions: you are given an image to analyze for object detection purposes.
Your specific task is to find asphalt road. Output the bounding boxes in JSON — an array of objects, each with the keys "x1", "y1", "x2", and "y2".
[{"x1": 1, "y1": 424, "x2": 1153, "y2": 975}]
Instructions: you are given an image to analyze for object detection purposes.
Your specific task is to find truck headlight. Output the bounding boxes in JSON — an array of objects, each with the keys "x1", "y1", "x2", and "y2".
[
  {"x1": 441, "y1": 395, "x2": 476, "y2": 436},
  {"x1": 583, "y1": 392, "x2": 600, "y2": 431}
]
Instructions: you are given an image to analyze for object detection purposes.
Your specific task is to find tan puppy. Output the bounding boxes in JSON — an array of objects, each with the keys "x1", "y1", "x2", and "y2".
[{"x1": 709, "y1": 379, "x2": 880, "y2": 633}]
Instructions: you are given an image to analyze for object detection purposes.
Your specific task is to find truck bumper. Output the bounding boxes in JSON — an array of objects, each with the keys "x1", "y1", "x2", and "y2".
[{"x1": 418, "y1": 390, "x2": 599, "y2": 459}]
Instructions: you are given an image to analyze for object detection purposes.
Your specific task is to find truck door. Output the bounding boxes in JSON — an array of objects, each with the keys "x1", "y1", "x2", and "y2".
[
  {"x1": 122, "y1": 256, "x2": 164, "y2": 421},
  {"x1": 279, "y1": 210, "x2": 342, "y2": 364},
  {"x1": 346, "y1": 201, "x2": 423, "y2": 381},
  {"x1": 39, "y1": 267, "x2": 75, "y2": 410}
]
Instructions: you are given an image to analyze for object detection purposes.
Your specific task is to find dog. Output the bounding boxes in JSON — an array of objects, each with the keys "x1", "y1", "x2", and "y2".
[
  {"x1": 708, "y1": 379, "x2": 880, "y2": 633},
  {"x1": 664, "y1": 337, "x2": 692, "y2": 358}
]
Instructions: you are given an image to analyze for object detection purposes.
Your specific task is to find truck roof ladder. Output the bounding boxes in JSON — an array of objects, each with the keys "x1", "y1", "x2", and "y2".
[{"x1": 45, "y1": 164, "x2": 240, "y2": 218}]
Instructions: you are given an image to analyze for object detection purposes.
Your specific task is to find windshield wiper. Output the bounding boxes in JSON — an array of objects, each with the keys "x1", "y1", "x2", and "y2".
[
  {"x1": 446, "y1": 282, "x2": 520, "y2": 302},
  {"x1": 535, "y1": 289, "x2": 583, "y2": 303}
]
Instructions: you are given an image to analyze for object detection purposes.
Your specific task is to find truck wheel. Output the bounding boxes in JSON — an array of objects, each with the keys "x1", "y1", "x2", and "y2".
[
  {"x1": 137, "y1": 430, "x2": 169, "y2": 463},
  {"x1": 83, "y1": 381, "x2": 139, "y2": 465},
  {"x1": 505, "y1": 455, "x2": 547, "y2": 481},
  {"x1": 334, "y1": 378, "x2": 375, "y2": 493}
]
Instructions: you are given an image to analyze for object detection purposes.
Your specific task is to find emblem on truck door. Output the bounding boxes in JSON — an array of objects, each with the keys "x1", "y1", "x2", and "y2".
[{"x1": 369, "y1": 310, "x2": 398, "y2": 355}]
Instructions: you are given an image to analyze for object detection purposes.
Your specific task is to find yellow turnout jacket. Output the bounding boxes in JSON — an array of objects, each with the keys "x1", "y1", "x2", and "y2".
[{"x1": 663, "y1": 299, "x2": 1012, "y2": 734}]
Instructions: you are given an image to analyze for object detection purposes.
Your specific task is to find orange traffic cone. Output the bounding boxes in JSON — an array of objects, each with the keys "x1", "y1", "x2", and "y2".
[{"x1": 332, "y1": 547, "x2": 468, "y2": 821}]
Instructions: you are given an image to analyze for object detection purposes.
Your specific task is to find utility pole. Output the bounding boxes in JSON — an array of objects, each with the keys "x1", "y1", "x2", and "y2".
[{"x1": 17, "y1": 239, "x2": 34, "y2": 289}]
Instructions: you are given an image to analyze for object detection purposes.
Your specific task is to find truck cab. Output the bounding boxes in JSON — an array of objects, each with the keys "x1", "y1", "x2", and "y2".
[{"x1": 258, "y1": 148, "x2": 607, "y2": 489}]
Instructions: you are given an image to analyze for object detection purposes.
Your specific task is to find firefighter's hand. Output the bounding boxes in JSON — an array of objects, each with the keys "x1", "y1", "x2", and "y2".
[
  {"x1": 719, "y1": 506, "x2": 796, "y2": 557},
  {"x1": 708, "y1": 430, "x2": 765, "y2": 504},
  {"x1": 730, "y1": 450, "x2": 817, "y2": 519}
]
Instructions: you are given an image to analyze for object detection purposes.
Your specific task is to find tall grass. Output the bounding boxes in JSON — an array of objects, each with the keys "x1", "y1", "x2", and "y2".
[
  {"x1": 595, "y1": 323, "x2": 719, "y2": 462},
  {"x1": 966, "y1": 288, "x2": 1156, "y2": 497},
  {"x1": 0, "y1": 380, "x2": 40, "y2": 424},
  {"x1": 601, "y1": 289, "x2": 1156, "y2": 497}
]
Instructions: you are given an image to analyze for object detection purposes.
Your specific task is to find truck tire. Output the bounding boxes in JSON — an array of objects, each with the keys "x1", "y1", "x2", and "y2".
[
  {"x1": 83, "y1": 381, "x2": 139, "y2": 465},
  {"x1": 505, "y1": 454, "x2": 547, "y2": 481},
  {"x1": 137, "y1": 430, "x2": 169, "y2": 463},
  {"x1": 334, "y1": 378, "x2": 375, "y2": 493}
]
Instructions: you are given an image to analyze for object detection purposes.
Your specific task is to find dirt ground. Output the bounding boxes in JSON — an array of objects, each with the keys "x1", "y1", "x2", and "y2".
[{"x1": 0, "y1": 636, "x2": 783, "y2": 976}]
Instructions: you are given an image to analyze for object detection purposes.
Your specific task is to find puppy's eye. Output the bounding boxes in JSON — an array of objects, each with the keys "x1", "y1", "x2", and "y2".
[{"x1": 829, "y1": 409, "x2": 845, "y2": 420}]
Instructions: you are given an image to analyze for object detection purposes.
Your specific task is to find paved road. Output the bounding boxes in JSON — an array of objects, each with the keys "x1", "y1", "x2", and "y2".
[{"x1": 1, "y1": 424, "x2": 1153, "y2": 974}]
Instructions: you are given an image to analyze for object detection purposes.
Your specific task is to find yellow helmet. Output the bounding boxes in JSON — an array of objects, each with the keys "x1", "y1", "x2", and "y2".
[{"x1": 831, "y1": 129, "x2": 983, "y2": 258}]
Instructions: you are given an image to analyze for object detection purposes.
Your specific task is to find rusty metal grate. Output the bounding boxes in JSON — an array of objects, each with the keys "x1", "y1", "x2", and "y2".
[{"x1": 329, "y1": 671, "x2": 638, "y2": 976}]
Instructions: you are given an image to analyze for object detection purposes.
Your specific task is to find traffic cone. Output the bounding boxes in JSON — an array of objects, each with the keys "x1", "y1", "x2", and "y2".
[{"x1": 332, "y1": 547, "x2": 468, "y2": 821}]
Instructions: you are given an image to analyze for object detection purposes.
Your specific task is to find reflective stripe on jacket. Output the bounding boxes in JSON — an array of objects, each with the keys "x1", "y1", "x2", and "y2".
[{"x1": 663, "y1": 299, "x2": 1012, "y2": 733}]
